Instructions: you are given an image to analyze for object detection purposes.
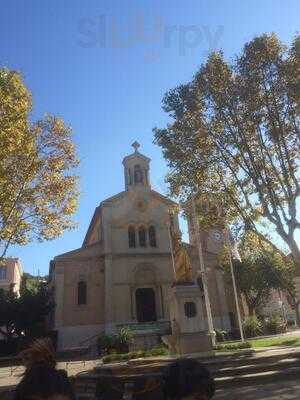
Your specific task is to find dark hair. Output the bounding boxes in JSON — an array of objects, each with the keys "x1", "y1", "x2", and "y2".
[
  {"x1": 13, "y1": 338, "x2": 75, "y2": 400},
  {"x1": 163, "y1": 358, "x2": 215, "y2": 399}
]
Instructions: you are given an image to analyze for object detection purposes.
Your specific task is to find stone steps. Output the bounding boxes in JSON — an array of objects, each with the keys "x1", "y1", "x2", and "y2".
[{"x1": 73, "y1": 348, "x2": 300, "y2": 398}]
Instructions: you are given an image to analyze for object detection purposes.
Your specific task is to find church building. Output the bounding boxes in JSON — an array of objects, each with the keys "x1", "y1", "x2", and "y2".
[{"x1": 49, "y1": 143, "x2": 235, "y2": 350}]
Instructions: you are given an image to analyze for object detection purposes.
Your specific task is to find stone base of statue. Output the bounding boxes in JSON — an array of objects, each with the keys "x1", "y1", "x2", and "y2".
[{"x1": 163, "y1": 283, "x2": 214, "y2": 355}]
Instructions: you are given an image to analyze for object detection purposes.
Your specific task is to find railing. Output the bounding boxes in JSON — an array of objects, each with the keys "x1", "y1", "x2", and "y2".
[
  {"x1": 116, "y1": 321, "x2": 171, "y2": 334},
  {"x1": 79, "y1": 332, "x2": 100, "y2": 347}
]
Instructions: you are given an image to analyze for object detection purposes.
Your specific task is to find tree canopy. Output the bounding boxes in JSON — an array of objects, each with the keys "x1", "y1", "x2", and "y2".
[
  {"x1": 154, "y1": 33, "x2": 300, "y2": 264},
  {"x1": 223, "y1": 231, "x2": 298, "y2": 320},
  {"x1": 0, "y1": 68, "x2": 79, "y2": 259},
  {"x1": 0, "y1": 281, "x2": 53, "y2": 341}
]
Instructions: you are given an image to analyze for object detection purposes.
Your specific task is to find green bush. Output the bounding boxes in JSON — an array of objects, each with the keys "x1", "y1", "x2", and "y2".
[
  {"x1": 102, "y1": 345, "x2": 169, "y2": 364},
  {"x1": 264, "y1": 314, "x2": 287, "y2": 335},
  {"x1": 146, "y1": 346, "x2": 168, "y2": 357},
  {"x1": 243, "y1": 316, "x2": 263, "y2": 338},
  {"x1": 127, "y1": 350, "x2": 145, "y2": 359},
  {"x1": 214, "y1": 341, "x2": 252, "y2": 351},
  {"x1": 97, "y1": 327, "x2": 133, "y2": 355},
  {"x1": 102, "y1": 353, "x2": 121, "y2": 363},
  {"x1": 215, "y1": 329, "x2": 228, "y2": 342}
]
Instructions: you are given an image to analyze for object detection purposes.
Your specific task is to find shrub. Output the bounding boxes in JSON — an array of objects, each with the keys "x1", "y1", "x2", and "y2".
[
  {"x1": 243, "y1": 316, "x2": 263, "y2": 338},
  {"x1": 117, "y1": 327, "x2": 133, "y2": 352},
  {"x1": 127, "y1": 350, "x2": 145, "y2": 359},
  {"x1": 215, "y1": 329, "x2": 228, "y2": 342},
  {"x1": 214, "y1": 341, "x2": 252, "y2": 351},
  {"x1": 264, "y1": 314, "x2": 287, "y2": 335},
  {"x1": 97, "y1": 327, "x2": 133, "y2": 355},
  {"x1": 102, "y1": 354, "x2": 121, "y2": 363},
  {"x1": 102, "y1": 346, "x2": 168, "y2": 363},
  {"x1": 146, "y1": 346, "x2": 168, "y2": 357}
]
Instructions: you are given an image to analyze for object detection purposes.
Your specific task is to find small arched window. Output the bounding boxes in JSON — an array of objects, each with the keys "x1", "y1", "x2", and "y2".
[
  {"x1": 77, "y1": 281, "x2": 87, "y2": 305},
  {"x1": 134, "y1": 164, "x2": 143, "y2": 184},
  {"x1": 138, "y1": 227, "x2": 147, "y2": 247},
  {"x1": 128, "y1": 226, "x2": 136, "y2": 248},
  {"x1": 149, "y1": 226, "x2": 157, "y2": 247}
]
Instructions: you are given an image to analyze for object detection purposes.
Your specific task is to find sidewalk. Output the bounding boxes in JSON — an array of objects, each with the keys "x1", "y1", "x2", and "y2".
[
  {"x1": 215, "y1": 378, "x2": 300, "y2": 400},
  {"x1": 1, "y1": 342, "x2": 300, "y2": 393}
]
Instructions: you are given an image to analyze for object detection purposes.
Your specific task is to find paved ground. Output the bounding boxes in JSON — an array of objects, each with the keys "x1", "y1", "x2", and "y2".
[
  {"x1": 215, "y1": 379, "x2": 300, "y2": 399},
  {"x1": 0, "y1": 359, "x2": 100, "y2": 388},
  {"x1": 1, "y1": 335, "x2": 300, "y2": 398}
]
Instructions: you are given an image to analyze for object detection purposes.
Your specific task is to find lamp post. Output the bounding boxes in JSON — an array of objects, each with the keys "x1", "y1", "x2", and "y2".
[
  {"x1": 191, "y1": 194, "x2": 216, "y2": 346},
  {"x1": 224, "y1": 226, "x2": 245, "y2": 342}
]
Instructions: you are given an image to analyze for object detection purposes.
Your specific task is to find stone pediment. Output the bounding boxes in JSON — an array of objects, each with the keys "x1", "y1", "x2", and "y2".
[
  {"x1": 54, "y1": 241, "x2": 103, "y2": 260},
  {"x1": 122, "y1": 151, "x2": 151, "y2": 165},
  {"x1": 83, "y1": 190, "x2": 177, "y2": 247}
]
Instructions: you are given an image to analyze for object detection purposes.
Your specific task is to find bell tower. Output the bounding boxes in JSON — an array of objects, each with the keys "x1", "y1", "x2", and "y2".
[{"x1": 122, "y1": 141, "x2": 151, "y2": 191}]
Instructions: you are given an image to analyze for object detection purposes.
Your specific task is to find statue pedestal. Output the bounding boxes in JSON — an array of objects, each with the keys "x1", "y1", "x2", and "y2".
[{"x1": 168, "y1": 284, "x2": 214, "y2": 355}]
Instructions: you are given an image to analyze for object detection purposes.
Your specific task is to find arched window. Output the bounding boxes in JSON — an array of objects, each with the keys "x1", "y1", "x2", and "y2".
[
  {"x1": 77, "y1": 281, "x2": 87, "y2": 305},
  {"x1": 128, "y1": 168, "x2": 132, "y2": 185},
  {"x1": 128, "y1": 226, "x2": 136, "y2": 248},
  {"x1": 0, "y1": 266, "x2": 7, "y2": 280},
  {"x1": 149, "y1": 226, "x2": 157, "y2": 247},
  {"x1": 138, "y1": 226, "x2": 147, "y2": 247},
  {"x1": 134, "y1": 164, "x2": 143, "y2": 184}
]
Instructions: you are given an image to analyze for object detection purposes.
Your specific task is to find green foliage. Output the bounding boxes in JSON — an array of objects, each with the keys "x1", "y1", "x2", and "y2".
[
  {"x1": 102, "y1": 353, "x2": 121, "y2": 364},
  {"x1": 102, "y1": 346, "x2": 168, "y2": 364},
  {"x1": 97, "y1": 327, "x2": 133, "y2": 355},
  {"x1": 243, "y1": 316, "x2": 263, "y2": 338},
  {"x1": 264, "y1": 314, "x2": 287, "y2": 335},
  {"x1": 0, "y1": 282, "x2": 54, "y2": 341},
  {"x1": 15, "y1": 282, "x2": 54, "y2": 338},
  {"x1": 127, "y1": 350, "x2": 146, "y2": 359},
  {"x1": 145, "y1": 345, "x2": 168, "y2": 357},
  {"x1": 214, "y1": 341, "x2": 252, "y2": 351},
  {"x1": 250, "y1": 335, "x2": 300, "y2": 348},
  {"x1": 118, "y1": 327, "x2": 133, "y2": 348},
  {"x1": 215, "y1": 329, "x2": 228, "y2": 342},
  {"x1": 154, "y1": 33, "x2": 300, "y2": 263},
  {"x1": 223, "y1": 235, "x2": 296, "y2": 316}
]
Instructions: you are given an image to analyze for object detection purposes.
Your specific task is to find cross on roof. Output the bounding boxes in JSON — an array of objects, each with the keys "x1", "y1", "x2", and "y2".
[{"x1": 132, "y1": 141, "x2": 140, "y2": 152}]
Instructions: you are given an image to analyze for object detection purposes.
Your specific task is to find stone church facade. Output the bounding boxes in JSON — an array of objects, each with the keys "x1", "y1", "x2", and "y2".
[{"x1": 49, "y1": 143, "x2": 235, "y2": 350}]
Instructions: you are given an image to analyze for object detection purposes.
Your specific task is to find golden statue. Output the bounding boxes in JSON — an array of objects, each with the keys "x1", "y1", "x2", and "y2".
[{"x1": 169, "y1": 212, "x2": 193, "y2": 284}]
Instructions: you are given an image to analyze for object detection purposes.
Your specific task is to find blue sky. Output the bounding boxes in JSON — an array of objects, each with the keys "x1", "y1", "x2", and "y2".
[{"x1": 1, "y1": 0, "x2": 299, "y2": 275}]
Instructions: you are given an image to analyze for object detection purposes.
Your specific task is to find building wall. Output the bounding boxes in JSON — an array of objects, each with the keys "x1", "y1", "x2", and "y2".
[
  {"x1": 0, "y1": 258, "x2": 22, "y2": 295},
  {"x1": 53, "y1": 257, "x2": 105, "y2": 329}
]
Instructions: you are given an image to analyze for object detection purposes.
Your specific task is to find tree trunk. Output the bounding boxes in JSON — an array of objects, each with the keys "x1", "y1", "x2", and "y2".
[
  {"x1": 287, "y1": 235, "x2": 300, "y2": 268},
  {"x1": 295, "y1": 301, "x2": 300, "y2": 327},
  {"x1": 248, "y1": 305, "x2": 255, "y2": 316}
]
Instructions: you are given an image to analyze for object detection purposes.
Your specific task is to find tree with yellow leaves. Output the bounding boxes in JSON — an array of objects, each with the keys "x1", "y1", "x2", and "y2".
[
  {"x1": 154, "y1": 34, "x2": 300, "y2": 266},
  {"x1": 0, "y1": 69, "x2": 78, "y2": 260}
]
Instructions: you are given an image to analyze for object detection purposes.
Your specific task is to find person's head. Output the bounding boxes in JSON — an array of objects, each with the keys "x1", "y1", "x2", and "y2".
[
  {"x1": 163, "y1": 358, "x2": 215, "y2": 400},
  {"x1": 14, "y1": 338, "x2": 75, "y2": 400}
]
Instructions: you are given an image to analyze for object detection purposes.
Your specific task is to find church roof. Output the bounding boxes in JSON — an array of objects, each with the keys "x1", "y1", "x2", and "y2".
[
  {"x1": 82, "y1": 189, "x2": 177, "y2": 247},
  {"x1": 122, "y1": 141, "x2": 151, "y2": 164},
  {"x1": 122, "y1": 150, "x2": 151, "y2": 165}
]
